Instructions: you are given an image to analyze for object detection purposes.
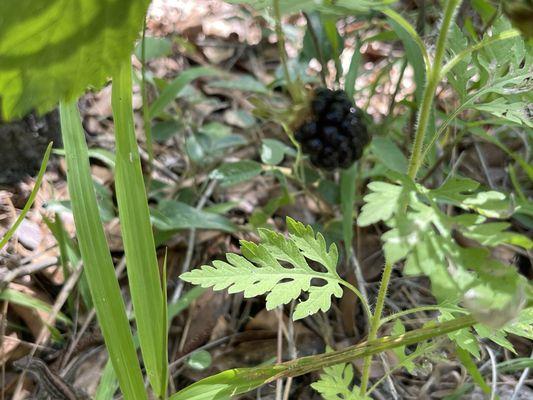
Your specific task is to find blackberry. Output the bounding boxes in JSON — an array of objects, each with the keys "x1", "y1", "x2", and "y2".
[{"x1": 295, "y1": 88, "x2": 371, "y2": 170}]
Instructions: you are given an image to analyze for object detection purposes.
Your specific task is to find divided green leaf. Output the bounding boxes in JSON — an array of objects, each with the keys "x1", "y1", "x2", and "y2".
[
  {"x1": 311, "y1": 361, "x2": 369, "y2": 400},
  {"x1": 181, "y1": 217, "x2": 343, "y2": 320},
  {"x1": 359, "y1": 176, "x2": 531, "y2": 328}
]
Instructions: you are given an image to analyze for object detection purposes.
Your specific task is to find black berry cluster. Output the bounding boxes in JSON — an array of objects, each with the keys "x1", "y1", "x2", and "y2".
[{"x1": 295, "y1": 88, "x2": 370, "y2": 170}]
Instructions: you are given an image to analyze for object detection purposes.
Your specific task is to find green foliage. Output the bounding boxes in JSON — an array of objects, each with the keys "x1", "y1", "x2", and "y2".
[
  {"x1": 149, "y1": 67, "x2": 221, "y2": 118},
  {"x1": 0, "y1": 0, "x2": 150, "y2": 119},
  {"x1": 59, "y1": 101, "x2": 147, "y2": 400},
  {"x1": 440, "y1": 19, "x2": 533, "y2": 142},
  {"x1": 209, "y1": 160, "x2": 263, "y2": 187},
  {"x1": 312, "y1": 362, "x2": 369, "y2": 400},
  {"x1": 226, "y1": 0, "x2": 396, "y2": 15},
  {"x1": 112, "y1": 62, "x2": 167, "y2": 396},
  {"x1": 359, "y1": 175, "x2": 531, "y2": 327},
  {"x1": 0, "y1": 142, "x2": 52, "y2": 251},
  {"x1": 152, "y1": 200, "x2": 237, "y2": 233},
  {"x1": 181, "y1": 217, "x2": 344, "y2": 320}
]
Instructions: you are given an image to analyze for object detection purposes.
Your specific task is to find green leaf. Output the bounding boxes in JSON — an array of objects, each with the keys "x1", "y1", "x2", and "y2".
[
  {"x1": 59, "y1": 101, "x2": 147, "y2": 400},
  {"x1": 210, "y1": 160, "x2": 263, "y2": 187},
  {"x1": 94, "y1": 359, "x2": 119, "y2": 400},
  {"x1": 261, "y1": 138, "x2": 293, "y2": 165},
  {"x1": 362, "y1": 177, "x2": 528, "y2": 326},
  {"x1": 474, "y1": 98, "x2": 533, "y2": 127},
  {"x1": 181, "y1": 217, "x2": 343, "y2": 321},
  {"x1": 391, "y1": 320, "x2": 416, "y2": 373},
  {"x1": 152, "y1": 200, "x2": 236, "y2": 233},
  {"x1": 357, "y1": 181, "x2": 403, "y2": 226},
  {"x1": 463, "y1": 222, "x2": 533, "y2": 249},
  {"x1": 112, "y1": 62, "x2": 166, "y2": 396},
  {"x1": 225, "y1": 0, "x2": 395, "y2": 15},
  {"x1": 152, "y1": 121, "x2": 183, "y2": 142},
  {"x1": 503, "y1": 307, "x2": 533, "y2": 340},
  {"x1": 445, "y1": 24, "x2": 476, "y2": 99},
  {"x1": 311, "y1": 362, "x2": 368, "y2": 400},
  {"x1": 0, "y1": 0, "x2": 151, "y2": 119},
  {"x1": 286, "y1": 217, "x2": 339, "y2": 273},
  {"x1": 383, "y1": 8, "x2": 428, "y2": 103},
  {"x1": 440, "y1": 312, "x2": 480, "y2": 358},
  {"x1": 149, "y1": 67, "x2": 220, "y2": 117},
  {"x1": 456, "y1": 347, "x2": 491, "y2": 394},
  {"x1": 208, "y1": 75, "x2": 270, "y2": 94},
  {"x1": 345, "y1": 39, "x2": 362, "y2": 99},
  {"x1": 0, "y1": 142, "x2": 52, "y2": 251},
  {"x1": 169, "y1": 365, "x2": 282, "y2": 400},
  {"x1": 0, "y1": 289, "x2": 70, "y2": 324},
  {"x1": 187, "y1": 350, "x2": 213, "y2": 371},
  {"x1": 423, "y1": 22, "x2": 532, "y2": 159},
  {"x1": 370, "y1": 137, "x2": 408, "y2": 173},
  {"x1": 134, "y1": 36, "x2": 172, "y2": 60}
]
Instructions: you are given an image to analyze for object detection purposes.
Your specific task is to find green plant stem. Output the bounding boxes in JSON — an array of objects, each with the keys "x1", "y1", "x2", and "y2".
[
  {"x1": 0, "y1": 142, "x2": 52, "y2": 251},
  {"x1": 406, "y1": 0, "x2": 462, "y2": 179},
  {"x1": 281, "y1": 316, "x2": 475, "y2": 378},
  {"x1": 339, "y1": 281, "x2": 372, "y2": 322},
  {"x1": 359, "y1": 260, "x2": 393, "y2": 395},
  {"x1": 273, "y1": 0, "x2": 299, "y2": 101},
  {"x1": 170, "y1": 314, "x2": 477, "y2": 399},
  {"x1": 380, "y1": 305, "x2": 468, "y2": 326}
]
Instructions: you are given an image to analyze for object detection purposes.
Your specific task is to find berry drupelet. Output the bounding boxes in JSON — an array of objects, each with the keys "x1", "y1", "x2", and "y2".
[{"x1": 295, "y1": 88, "x2": 371, "y2": 170}]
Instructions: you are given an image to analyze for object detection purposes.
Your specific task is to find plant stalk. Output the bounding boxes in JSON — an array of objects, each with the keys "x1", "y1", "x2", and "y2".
[
  {"x1": 406, "y1": 0, "x2": 462, "y2": 179},
  {"x1": 359, "y1": 260, "x2": 394, "y2": 394},
  {"x1": 170, "y1": 314, "x2": 477, "y2": 399}
]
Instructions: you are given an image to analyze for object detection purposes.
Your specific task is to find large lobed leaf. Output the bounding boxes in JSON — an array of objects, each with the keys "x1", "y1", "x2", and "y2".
[
  {"x1": 0, "y1": 0, "x2": 150, "y2": 119},
  {"x1": 181, "y1": 217, "x2": 343, "y2": 320},
  {"x1": 358, "y1": 176, "x2": 531, "y2": 328}
]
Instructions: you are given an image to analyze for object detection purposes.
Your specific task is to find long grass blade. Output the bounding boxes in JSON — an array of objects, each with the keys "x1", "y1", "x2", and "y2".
[
  {"x1": 0, "y1": 142, "x2": 52, "y2": 250},
  {"x1": 112, "y1": 61, "x2": 167, "y2": 396},
  {"x1": 59, "y1": 100, "x2": 147, "y2": 400}
]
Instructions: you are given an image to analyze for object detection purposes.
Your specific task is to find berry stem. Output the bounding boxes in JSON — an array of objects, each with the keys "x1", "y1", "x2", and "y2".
[
  {"x1": 359, "y1": 260, "x2": 393, "y2": 395},
  {"x1": 406, "y1": 0, "x2": 462, "y2": 180}
]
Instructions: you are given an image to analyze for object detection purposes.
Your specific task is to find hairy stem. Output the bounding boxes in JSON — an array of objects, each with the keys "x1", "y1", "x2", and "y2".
[
  {"x1": 406, "y1": 0, "x2": 462, "y2": 179},
  {"x1": 359, "y1": 260, "x2": 393, "y2": 394},
  {"x1": 170, "y1": 314, "x2": 477, "y2": 399}
]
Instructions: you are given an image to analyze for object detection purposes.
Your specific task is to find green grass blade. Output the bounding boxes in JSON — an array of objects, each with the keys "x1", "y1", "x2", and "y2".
[
  {"x1": 456, "y1": 347, "x2": 491, "y2": 394},
  {"x1": 161, "y1": 249, "x2": 169, "y2": 397},
  {"x1": 95, "y1": 359, "x2": 120, "y2": 400},
  {"x1": 59, "y1": 100, "x2": 147, "y2": 400},
  {"x1": 0, "y1": 142, "x2": 52, "y2": 251},
  {"x1": 0, "y1": 289, "x2": 70, "y2": 324},
  {"x1": 345, "y1": 38, "x2": 361, "y2": 99},
  {"x1": 112, "y1": 61, "x2": 166, "y2": 396}
]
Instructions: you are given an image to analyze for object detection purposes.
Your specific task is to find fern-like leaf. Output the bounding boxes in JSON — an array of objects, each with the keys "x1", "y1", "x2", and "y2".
[
  {"x1": 181, "y1": 217, "x2": 343, "y2": 320},
  {"x1": 311, "y1": 362, "x2": 369, "y2": 400}
]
